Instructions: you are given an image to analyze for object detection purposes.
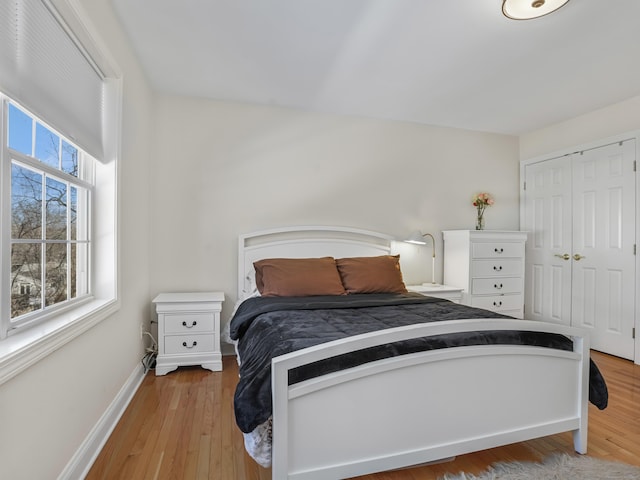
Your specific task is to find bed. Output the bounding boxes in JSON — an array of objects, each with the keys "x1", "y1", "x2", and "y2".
[{"x1": 226, "y1": 226, "x2": 608, "y2": 480}]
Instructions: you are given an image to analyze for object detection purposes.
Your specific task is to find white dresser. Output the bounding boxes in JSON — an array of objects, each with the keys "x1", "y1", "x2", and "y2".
[
  {"x1": 153, "y1": 292, "x2": 225, "y2": 375},
  {"x1": 443, "y1": 230, "x2": 527, "y2": 318}
]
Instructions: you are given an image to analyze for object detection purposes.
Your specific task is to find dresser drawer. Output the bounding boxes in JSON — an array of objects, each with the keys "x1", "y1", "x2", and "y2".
[
  {"x1": 471, "y1": 295, "x2": 523, "y2": 312},
  {"x1": 472, "y1": 242, "x2": 524, "y2": 259},
  {"x1": 471, "y1": 259, "x2": 522, "y2": 277},
  {"x1": 471, "y1": 277, "x2": 522, "y2": 295},
  {"x1": 164, "y1": 334, "x2": 215, "y2": 354},
  {"x1": 164, "y1": 313, "x2": 214, "y2": 334}
]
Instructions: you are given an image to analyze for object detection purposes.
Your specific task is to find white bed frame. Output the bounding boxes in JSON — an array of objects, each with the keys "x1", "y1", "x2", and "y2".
[{"x1": 238, "y1": 226, "x2": 590, "y2": 480}]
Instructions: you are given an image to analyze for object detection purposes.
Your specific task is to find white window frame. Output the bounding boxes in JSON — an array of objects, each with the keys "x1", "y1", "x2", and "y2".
[
  {"x1": 3, "y1": 98, "x2": 94, "y2": 334},
  {"x1": 0, "y1": 0, "x2": 122, "y2": 386}
]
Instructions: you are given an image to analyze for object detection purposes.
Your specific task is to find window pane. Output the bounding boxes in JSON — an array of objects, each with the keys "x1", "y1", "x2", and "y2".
[
  {"x1": 12, "y1": 164, "x2": 42, "y2": 239},
  {"x1": 70, "y1": 186, "x2": 77, "y2": 240},
  {"x1": 74, "y1": 242, "x2": 89, "y2": 297},
  {"x1": 46, "y1": 177, "x2": 67, "y2": 240},
  {"x1": 45, "y1": 243, "x2": 67, "y2": 307},
  {"x1": 11, "y1": 243, "x2": 42, "y2": 318},
  {"x1": 70, "y1": 243, "x2": 77, "y2": 299},
  {"x1": 61, "y1": 140, "x2": 78, "y2": 176},
  {"x1": 75, "y1": 187, "x2": 89, "y2": 241},
  {"x1": 35, "y1": 122, "x2": 60, "y2": 168},
  {"x1": 8, "y1": 104, "x2": 33, "y2": 156}
]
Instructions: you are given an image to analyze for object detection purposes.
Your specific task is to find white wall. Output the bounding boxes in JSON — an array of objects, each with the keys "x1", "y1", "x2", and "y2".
[
  {"x1": 149, "y1": 95, "x2": 520, "y2": 338},
  {"x1": 520, "y1": 94, "x2": 640, "y2": 160},
  {"x1": 0, "y1": 1, "x2": 153, "y2": 478}
]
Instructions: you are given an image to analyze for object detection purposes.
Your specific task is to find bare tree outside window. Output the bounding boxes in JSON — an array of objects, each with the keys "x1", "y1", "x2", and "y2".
[{"x1": 7, "y1": 102, "x2": 90, "y2": 321}]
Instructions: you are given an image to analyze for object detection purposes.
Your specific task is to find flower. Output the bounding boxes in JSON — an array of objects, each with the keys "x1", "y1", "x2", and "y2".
[
  {"x1": 472, "y1": 192, "x2": 494, "y2": 208},
  {"x1": 472, "y1": 193, "x2": 493, "y2": 230}
]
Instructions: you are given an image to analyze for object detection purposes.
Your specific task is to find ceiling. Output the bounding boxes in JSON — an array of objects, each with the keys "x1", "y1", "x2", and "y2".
[{"x1": 110, "y1": 0, "x2": 640, "y2": 136}]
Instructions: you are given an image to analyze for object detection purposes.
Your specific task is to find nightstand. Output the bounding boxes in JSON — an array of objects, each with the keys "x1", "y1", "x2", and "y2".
[
  {"x1": 406, "y1": 284, "x2": 464, "y2": 303},
  {"x1": 152, "y1": 292, "x2": 225, "y2": 376}
]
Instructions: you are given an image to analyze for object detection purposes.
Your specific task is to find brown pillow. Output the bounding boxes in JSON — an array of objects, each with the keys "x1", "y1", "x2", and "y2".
[
  {"x1": 253, "y1": 257, "x2": 347, "y2": 297},
  {"x1": 336, "y1": 255, "x2": 408, "y2": 294}
]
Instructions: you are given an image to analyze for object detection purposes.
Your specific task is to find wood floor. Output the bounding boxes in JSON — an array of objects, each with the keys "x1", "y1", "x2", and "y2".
[{"x1": 86, "y1": 350, "x2": 640, "y2": 479}]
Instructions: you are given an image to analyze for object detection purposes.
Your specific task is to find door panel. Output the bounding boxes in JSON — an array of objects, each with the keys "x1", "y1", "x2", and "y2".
[
  {"x1": 571, "y1": 141, "x2": 635, "y2": 359},
  {"x1": 524, "y1": 156, "x2": 573, "y2": 325}
]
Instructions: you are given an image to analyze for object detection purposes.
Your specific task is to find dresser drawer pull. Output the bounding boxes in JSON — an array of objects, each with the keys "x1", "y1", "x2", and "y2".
[
  {"x1": 494, "y1": 283, "x2": 503, "y2": 290},
  {"x1": 493, "y1": 265, "x2": 503, "y2": 271},
  {"x1": 494, "y1": 248, "x2": 504, "y2": 254},
  {"x1": 182, "y1": 320, "x2": 197, "y2": 328},
  {"x1": 182, "y1": 341, "x2": 198, "y2": 349},
  {"x1": 493, "y1": 301, "x2": 503, "y2": 307}
]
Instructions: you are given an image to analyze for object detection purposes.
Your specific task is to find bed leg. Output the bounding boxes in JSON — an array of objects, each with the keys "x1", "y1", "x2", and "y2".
[{"x1": 573, "y1": 427, "x2": 587, "y2": 454}]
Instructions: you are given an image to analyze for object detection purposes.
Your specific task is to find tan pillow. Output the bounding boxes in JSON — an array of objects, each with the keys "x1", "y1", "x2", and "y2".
[
  {"x1": 253, "y1": 257, "x2": 346, "y2": 297},
  {"x1": 336, "y1": 255, "x2": 408, "y2": 294}
]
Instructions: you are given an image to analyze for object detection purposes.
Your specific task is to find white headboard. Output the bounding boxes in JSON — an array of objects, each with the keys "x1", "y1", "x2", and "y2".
[{"x1": 238, "y1": 226, "x2": 396, "y2": 300}]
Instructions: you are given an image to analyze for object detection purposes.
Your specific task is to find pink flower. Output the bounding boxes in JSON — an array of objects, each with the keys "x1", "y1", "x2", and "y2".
[{"x1": 472, "y1": 192, "x2": 494, "y2": 207}]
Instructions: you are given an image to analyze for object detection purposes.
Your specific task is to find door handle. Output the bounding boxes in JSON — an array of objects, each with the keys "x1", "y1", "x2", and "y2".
[
  {"x1": 573, "y1": 254, "x2": 586, "y2": 261},
  {"x1": 554, "y1": 253, "x2": 570, "y2": 260}
]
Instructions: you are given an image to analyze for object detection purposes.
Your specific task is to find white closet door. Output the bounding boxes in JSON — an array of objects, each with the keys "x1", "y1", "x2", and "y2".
[
  {"x1": 570, "y1": 141, "x2": 636, "y2": 359},
  {"x1": 524, "y1": 156, "x2": 573, "y2": 325},
  {"x1": 523, "y1": 139, "x2": 636, "y2": 360}
]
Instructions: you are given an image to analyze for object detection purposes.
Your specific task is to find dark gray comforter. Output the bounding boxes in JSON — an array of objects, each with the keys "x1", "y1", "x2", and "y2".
[{"x1": 229, "y1": 293, "x2": 608, "y2": 433}]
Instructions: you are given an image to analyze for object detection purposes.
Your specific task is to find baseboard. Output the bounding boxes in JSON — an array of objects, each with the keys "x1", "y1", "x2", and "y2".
[{"x1": 58, "y1": 362, "x2": 147, "y2": 480}]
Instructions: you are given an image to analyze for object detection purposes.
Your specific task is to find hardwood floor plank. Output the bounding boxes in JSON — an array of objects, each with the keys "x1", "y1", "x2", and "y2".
[{"x1": 86, "y1": 351, "x2": 640, "y2": 479}]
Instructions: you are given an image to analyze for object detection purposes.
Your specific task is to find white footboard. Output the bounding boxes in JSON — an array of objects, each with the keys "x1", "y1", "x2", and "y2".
[{"x1": 271, "y1": 319, "x2": 589, "y2": 480}]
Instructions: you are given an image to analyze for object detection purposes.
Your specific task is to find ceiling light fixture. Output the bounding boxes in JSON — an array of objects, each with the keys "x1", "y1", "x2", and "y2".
[{"x1": 502, "y1": 0, "x2": 570, "y2": 20}]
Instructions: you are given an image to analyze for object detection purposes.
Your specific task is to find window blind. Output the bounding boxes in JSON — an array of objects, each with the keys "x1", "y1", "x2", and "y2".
[{"x1": 0, "y1": 0, "x2": 105, "y2": 160}]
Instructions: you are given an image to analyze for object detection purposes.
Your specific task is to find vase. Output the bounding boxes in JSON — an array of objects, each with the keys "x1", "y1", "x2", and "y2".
[{"x1": 475, "y1": 213, "x2": 484, "y2": 230}]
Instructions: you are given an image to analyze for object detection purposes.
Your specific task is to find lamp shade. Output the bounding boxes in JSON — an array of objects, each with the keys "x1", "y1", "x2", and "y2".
[
  {"x1": 502, "y1": 0, "x2": 570, "y2": 20},
  {"x1": 404, "y1": 231, "x2": 428, "y2": 245}
]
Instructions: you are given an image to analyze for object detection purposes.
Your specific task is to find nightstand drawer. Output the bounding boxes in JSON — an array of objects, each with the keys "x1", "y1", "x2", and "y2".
[
  {"x1": 471, "y1": 295, "x2": 523, "y2": 312},
  {"x1": 165, "y1": 334, "x2": 215, "y2": 354},
  {"x1": 471, "y1": 259, "x2": 522, "y2": 277},
  {"x1": 472, "y1": 242, "x2": 524, "y2": 259},
  {"x1": 471, "y1": 277, "x2": 521, "y2": 294},
  {"x1": 164, "y1": 313, "x2": 214, "y2": 333}
]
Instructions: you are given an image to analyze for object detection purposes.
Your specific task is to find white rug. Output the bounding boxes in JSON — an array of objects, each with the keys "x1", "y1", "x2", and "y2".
[{"x1": 440, "y1": 454, "x2": 640, "y2": 480}]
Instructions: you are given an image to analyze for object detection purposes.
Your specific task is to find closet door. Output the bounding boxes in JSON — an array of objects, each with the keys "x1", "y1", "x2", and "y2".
[
  {"x1": 523, "y1": 156, "x2": 573, "y2": 325},
  {"x1": 570, "y1": 141, "x2": 635, "y2": 359},
  {"x1": 523, "y1": 139, "x2": 636, "y2": 360}
]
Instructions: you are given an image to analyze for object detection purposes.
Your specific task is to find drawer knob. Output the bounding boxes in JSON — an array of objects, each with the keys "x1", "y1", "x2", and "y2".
[
  {"x1": 494, "y1": 283, "x2": 503, "y2": 290},
  {"x1": 182, "y1": 320, "x2": 197, "y2": 328},
  {"x1": 493, "y1": 265, "x2": 503, "y2": 271},
  {"x1": 493, "y1": 301, "x2": 503, "y2": 307},
  {"x1": 494, "y1": 248, "x2": 504, "y2": 254},
  {"x1": 182, "y1": 341, "x2": 198, "y2": 349}
]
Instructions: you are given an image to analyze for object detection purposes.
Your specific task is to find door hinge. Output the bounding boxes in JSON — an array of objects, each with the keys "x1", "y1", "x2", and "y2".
[
  {"x1": 634, "y1": 160, "x2": 637, "y2": 172},
  {"x1": 634, "y1": 244, "x2": 637, "y2": 255},
  {"x1": 523, "y1": 181, "x2": 526, "y2": 191},
  {"x1": 633, "y1": 327, "x2": 636, "y2": 339}
]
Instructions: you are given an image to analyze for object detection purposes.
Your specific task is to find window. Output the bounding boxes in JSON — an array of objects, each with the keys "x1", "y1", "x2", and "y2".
[
  {"x1": 0, "y1": 0, "x2": 121, "y2": 384},
  {"x1": 5, "y1": 99, "x2": 93, "y2": 333}
]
